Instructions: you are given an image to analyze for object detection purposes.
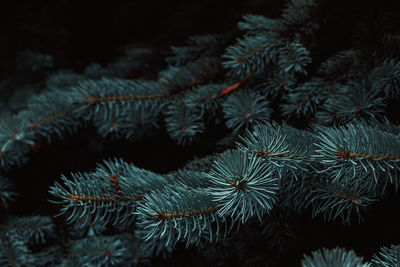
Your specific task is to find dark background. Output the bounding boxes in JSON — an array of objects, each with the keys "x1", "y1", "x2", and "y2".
[
  {"x1": 1, "y1": 0, "x2": 400, "y2": 266},
  {"x1": 0, "y1": 0, "x2": 283, "y2": 79},
  {"x1": 1, "y1": 0, "x2": 399, "y2": 78}
]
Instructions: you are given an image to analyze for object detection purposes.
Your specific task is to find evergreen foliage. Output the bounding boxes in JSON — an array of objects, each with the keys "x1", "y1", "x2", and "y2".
[
  {"x1": 301, "y1": 247, "x2": 370, "y2": 267},
  {"x1": 371, "y1": 245, "x2": 400, "y2": 267},
  {"x1": 206, "y1": 149, "x2": 279, "y2": 223},
  {"x1": 0, "y1": 176, "x2": 17, "y2": 208},
  {"x1": 1, "y1": 0, "x2": 400, "y2": 265}
]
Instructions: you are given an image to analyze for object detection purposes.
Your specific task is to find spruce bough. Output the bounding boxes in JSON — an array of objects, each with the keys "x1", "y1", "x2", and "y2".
[{"x1": 1, "y1": 0, "x2": 400, "y2": 265}]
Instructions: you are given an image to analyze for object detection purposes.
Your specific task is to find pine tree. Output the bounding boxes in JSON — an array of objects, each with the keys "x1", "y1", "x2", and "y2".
[{"x1": 1, "y1": 0, "x2": 400, "y2": 266}]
